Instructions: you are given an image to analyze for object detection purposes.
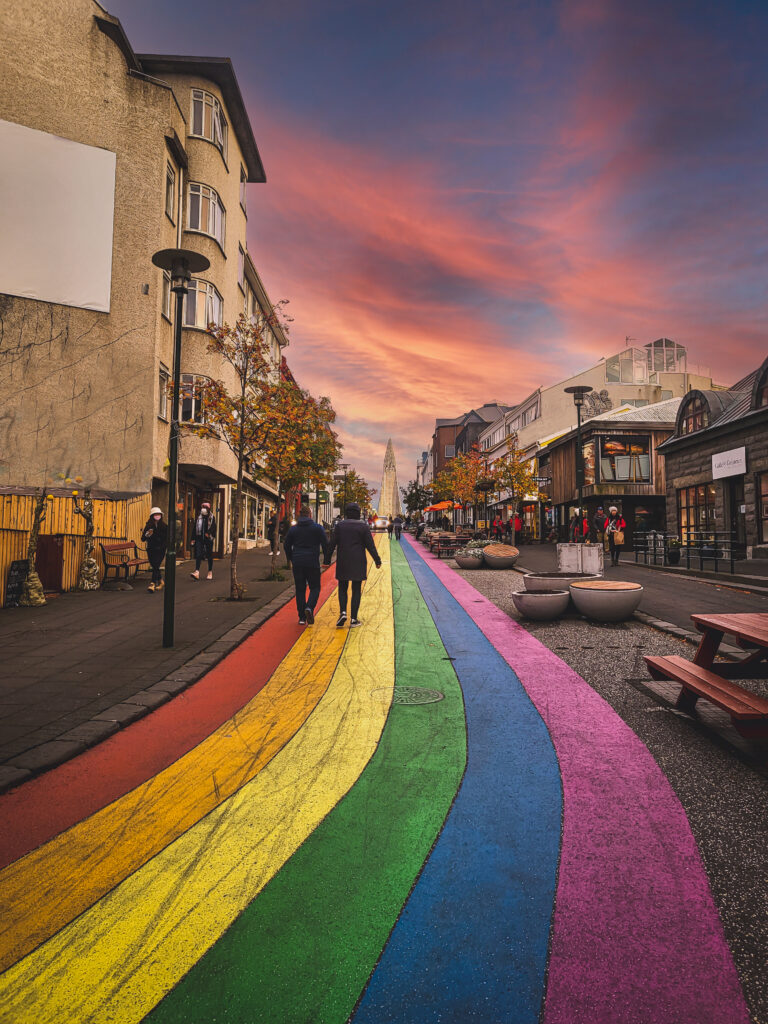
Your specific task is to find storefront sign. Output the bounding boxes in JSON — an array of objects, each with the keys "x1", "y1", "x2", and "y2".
[{"x1": 712, "y1": 446, "x2": 746, "y2": 480}]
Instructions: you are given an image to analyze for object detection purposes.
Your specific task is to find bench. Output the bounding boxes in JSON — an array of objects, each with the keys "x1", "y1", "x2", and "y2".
[
  {"x1": 434, "y1": 539, "x2": 463, "y2": 559},
  {"x1": 99, "y1": 540, "x2": 150, "y2": 583},
  {"x1": 644, "y1": 654, "x2": 768, "y2": 739}
]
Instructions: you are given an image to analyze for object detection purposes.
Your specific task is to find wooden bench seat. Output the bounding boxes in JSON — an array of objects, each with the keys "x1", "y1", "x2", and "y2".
[
  {"x1": 99, "y1": 540, "x2": 149, "y2": 583},
  {"x1": 644, "y1": 654, "x2": 768, "y2": 738}
]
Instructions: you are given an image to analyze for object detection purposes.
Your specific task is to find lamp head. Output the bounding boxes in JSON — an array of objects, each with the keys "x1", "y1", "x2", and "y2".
[
  {"x1": 564, "y1": 384, "x2": 592, "y2": 408},
  {"x1": 152, "y1": 248, "x2": 210, "y2": 292}
]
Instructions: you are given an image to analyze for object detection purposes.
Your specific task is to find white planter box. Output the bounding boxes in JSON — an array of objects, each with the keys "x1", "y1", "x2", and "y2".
[{"x1": 557, "y1": 543, "x2": 604, "y2": 575}]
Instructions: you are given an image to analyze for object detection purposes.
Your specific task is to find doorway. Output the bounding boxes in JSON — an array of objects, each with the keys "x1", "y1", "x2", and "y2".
[{"x1": 728, "y1": 477, "x2": 746, "y2": 547}]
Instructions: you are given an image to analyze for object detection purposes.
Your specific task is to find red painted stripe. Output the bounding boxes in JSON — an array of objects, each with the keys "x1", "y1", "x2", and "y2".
[{"x1": 0, "y1": 569, "x2": 337, "y2": 868}]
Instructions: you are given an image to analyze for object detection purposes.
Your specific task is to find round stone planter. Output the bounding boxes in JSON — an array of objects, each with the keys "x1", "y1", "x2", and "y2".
[
  {"x1": 523, "y1": 571, "x2": 601, "y2": 592},
  {"x1": 481, "y1": 544, "x2": 520, "y2": 569},
  {"x1": 512, "y1": 589, "x2": 570, "y2": 620},
  {"x1": 454, "y1": 551, "x2": 485, "y2": 569},
  {"x1": 569, "y1": 580, "x2": 643, "y2": 621}
]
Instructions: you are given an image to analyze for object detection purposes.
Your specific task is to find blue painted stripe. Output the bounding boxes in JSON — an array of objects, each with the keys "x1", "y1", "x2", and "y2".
[{"x1": 352, "y1": 540, "x2": 563, "y2": 1024}]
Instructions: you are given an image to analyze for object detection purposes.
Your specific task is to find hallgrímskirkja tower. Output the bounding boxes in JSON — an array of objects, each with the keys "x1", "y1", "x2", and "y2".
[{"x1": 377, "y1": 439, "x2": 401, "y2": 518}]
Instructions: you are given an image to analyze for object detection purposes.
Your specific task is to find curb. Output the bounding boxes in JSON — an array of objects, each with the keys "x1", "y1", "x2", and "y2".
[
  {"x1": 0, "y1": 586, "x2": 297, "y2": 795},
  {"x1": 625, "y1": 559, "x2": 768, "y2": 595}
]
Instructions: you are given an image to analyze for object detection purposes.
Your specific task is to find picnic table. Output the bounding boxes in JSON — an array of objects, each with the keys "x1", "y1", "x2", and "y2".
[
  {"x1": 427, "y1": 533, "x2": 463, "y2": 559},
  {"x1": 645, "y1": 613, "x2": 768, "y2": 739}
]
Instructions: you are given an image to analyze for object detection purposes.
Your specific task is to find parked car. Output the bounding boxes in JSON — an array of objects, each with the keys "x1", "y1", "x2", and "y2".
[{"x1": 372, "y1": 517, "x2": 388, "y2": 531}]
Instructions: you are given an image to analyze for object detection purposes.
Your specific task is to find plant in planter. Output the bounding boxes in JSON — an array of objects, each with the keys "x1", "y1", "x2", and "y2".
[
  {"x1": 454, "y1": 547, "x2": 485, "y2": 569},
  {"x1": 665, "y1": 538, "x2": 681, "y2": 566},
  {"x1": 466, "y1": 538, "x2": 493, "y2": 549}
]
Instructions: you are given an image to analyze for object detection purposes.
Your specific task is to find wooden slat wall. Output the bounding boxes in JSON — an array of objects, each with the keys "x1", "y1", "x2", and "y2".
[{"x1": 0, "y1": 493, "x2": 152, "y2": 606}]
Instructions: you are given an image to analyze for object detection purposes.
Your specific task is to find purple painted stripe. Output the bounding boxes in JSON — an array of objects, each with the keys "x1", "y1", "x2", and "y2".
[{"x1": 404, "y1": 536, "x2": 749, "y2": 1024}]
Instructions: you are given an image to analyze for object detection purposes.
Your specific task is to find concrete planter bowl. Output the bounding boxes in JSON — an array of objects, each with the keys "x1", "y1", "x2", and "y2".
[
  {"x1": 481, "y1": 544, "x2": 520, "y2": 569},
  {"x1": 569, "y1": 580, "x2": 643, "y2": 622},
  {"x1": 454, "y1": 550, "x2": 485, "y2": 569},
  {"x1": 523, "y1": 571, "x2": 601, "y2": 592},
  {"x1": 512, "y1": 589, "x2": 570, "y2": 621}
]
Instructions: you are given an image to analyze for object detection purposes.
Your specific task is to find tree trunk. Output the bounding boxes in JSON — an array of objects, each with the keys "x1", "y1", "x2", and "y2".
[
  {"x1": 230, "y1": 463, "x2": 245, "y2": 599},
  {"x1": 270, "y1": 485, "x2": 282, "y2": 578},
  {"x1": 19, "y1": 491, "x2": 47, "y2": 607}
]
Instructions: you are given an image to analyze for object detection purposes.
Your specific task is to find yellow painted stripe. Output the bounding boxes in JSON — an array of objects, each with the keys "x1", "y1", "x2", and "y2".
[
  {"x1": 0, "y1": 589, "x2": 347, "y2": 972},
  {"x1": 0, "y1": 538, "x2": 393, "y2": 1024}
]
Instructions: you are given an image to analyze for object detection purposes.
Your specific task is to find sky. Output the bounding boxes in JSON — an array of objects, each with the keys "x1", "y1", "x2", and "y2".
[{"x1": 107, "y1": 0, "x2": 768, "y2": 492}]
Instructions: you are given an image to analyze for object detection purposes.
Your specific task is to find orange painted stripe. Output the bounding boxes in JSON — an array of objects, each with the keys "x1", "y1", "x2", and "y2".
[{"x1": 0, "y1": 567, "x2": 337, "y2": 868}]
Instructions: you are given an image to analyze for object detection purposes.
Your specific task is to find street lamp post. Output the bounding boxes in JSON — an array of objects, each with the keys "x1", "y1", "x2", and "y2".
[
  {"x1": 151, "y1": 248, "x2": 210, "y2": 647},
  {"x1": 564, "y1": 385, "x2": 592, "y2": 544}
]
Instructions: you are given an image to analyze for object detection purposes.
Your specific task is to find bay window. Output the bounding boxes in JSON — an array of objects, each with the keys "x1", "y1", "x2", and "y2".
[
  {"x1": 183, "y1": 279, "x2": 223, "y2": 329},
  {"x1": 190, "y1": 89, "x2": 228, "y2": 160},
  {"x1": 188, "y1": 183, "x2": 226, "y2": 246}
]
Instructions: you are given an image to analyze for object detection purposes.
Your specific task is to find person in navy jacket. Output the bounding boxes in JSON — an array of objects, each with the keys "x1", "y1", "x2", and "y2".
[{"x1": 284, "y1": 506, "x2": 329, "y2": 625}]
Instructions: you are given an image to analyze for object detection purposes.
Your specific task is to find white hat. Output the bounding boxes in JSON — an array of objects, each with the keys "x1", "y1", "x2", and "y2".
[
  {"x1": 609, "y1": 505, "x2": 618, "y2": 513},
  {"x1": 149, "y1": 506, "x2": 163, "y2": 516}
]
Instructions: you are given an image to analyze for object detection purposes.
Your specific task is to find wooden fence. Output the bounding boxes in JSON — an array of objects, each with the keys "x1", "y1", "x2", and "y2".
[{"x1": 0, "y1": 492, "x2": 152, "y2": 607}]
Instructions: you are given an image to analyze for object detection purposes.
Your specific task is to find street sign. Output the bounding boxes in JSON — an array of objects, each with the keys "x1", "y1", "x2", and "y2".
[{"x1": 317, "y1": 490, "x2": 330, "y2": 502}]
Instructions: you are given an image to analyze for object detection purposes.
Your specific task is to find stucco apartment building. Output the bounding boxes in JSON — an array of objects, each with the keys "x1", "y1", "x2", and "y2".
[{"x1": 0, "y1": 1, "x2": 285, "y2": 556}]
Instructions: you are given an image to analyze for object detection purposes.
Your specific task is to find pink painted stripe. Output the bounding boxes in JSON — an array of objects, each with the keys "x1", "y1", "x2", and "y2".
[{"x1": 404, "y1": 537, "x2": 749, "y2": 1024}]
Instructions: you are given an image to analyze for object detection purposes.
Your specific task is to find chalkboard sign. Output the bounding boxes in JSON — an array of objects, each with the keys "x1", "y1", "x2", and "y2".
[{"x1": 5, "y1": 560, "x2": 28, "y2": 608}]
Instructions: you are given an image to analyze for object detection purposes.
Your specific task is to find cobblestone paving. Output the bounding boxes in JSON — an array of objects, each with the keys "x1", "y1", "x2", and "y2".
[{"x1": 452, "y1": 562, "x2": 768, "y2": 1024}]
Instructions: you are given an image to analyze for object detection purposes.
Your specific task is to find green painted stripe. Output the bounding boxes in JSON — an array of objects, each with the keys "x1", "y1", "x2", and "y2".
[{"x1": 145, "y1": 540, "x2": 466, "y2": 1024}]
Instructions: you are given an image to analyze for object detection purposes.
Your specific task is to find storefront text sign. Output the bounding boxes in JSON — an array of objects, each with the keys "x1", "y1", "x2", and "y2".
[{"x1": 712, "y1": 446, "x2": 746, "y2": 480}]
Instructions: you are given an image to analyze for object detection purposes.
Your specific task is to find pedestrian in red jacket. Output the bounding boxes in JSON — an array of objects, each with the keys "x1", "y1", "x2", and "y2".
[{"x1": 604, "y1": 506, "x2": 626, "y2": 566}]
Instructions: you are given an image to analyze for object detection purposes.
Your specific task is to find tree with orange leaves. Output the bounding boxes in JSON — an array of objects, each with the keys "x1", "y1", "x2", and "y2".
[
  {"x1": 183, "y1": 310, "x2": 290, "y2": 598},
  {"x1": 492, "y1": 433, "x2": 542, "y2": 544},
  {"x1": 433, "y1": 448, "x2": 494, "y2": 528}
]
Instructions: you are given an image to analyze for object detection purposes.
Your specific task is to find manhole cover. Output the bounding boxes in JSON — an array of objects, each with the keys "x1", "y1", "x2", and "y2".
[{"x1": 371, "y1": 686, "x2": 445, "y2": 705}]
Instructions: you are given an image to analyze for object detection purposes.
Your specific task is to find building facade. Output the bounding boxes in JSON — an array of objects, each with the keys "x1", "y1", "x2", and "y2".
[
  {"x1": 540, "y1": 399, "x2": 680, "y2": 545},
  {"x1": 657, "y1": 358, "x2": 768, "y2": 558},
  {"x1": 0, "y1": 1, "x2": 283, "y2": 560}
]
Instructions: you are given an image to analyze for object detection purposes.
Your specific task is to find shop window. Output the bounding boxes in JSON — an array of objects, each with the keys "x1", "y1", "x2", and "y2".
[
  {"x1": 598, "y1": 436, "x2": 650, "y2": 482},
  {"x1": 180, "y1": 373, "x2": 207, "y2": 424},
  {"x1": 680, "y1": 395, "x2": 709, "y2": 434},
  {"x1": 677, "y1": 484, "x2": 717, "y2": 543},
  {"x1": 582, "y1": 440, "x2": 596, "y2": 486},
  {"x1": 760, "y1": 473, "x2": 768, "y2": 543}
]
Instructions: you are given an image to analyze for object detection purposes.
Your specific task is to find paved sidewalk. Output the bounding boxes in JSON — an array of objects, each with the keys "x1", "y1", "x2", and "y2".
[
  {"x1": 513, "y1": 544, "x2": 768, "y2": 631},
  {"x1": 0, "y1": 546, "x2": 299, "y2": 785}
]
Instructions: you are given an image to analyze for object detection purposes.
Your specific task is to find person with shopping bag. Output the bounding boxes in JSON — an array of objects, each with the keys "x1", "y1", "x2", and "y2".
[{"x1": 604, "y1": 506, "x2": 626, "y2": 566}]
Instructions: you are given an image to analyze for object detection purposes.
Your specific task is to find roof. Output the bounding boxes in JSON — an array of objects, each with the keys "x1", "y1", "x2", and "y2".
[
  {"x1": 589, "y1": 397, "x2": 682, "y2": 424},
  {"x1": 434, "y1": 415, "x2": 467, "y2": 428},
  {"x1": 136, "y1": 55, "x2": 266, "y2": 182},
  {"x1": 658, "y1": 357, "x2": 768, "y2": 452}
]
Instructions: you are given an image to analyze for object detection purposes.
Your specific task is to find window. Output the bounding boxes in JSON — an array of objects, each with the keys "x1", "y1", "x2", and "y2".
[
  {"x1": 445, "y1": 445, "x2": 455, "y2": 458},
  {"x1": 605, "y1": 347, "x2": 649, "y2": 384},
  {"x1": 598, "y1": 436, "x2": 650, "y2": 482},
  {"x1": 582, "y1": 440, "x2": 596, "y2": 486},
  {"x1": 240, "y1": 166, "x2": 247, "y2": 211},
  {"x1": 158, "y1": 364, "x2": 169, "y2": 420},
  {"x1": 161, "y1": 270, "x2": 171, "y2": 320},
  {"x1": 188, "y1": 183, "x2": 226, "y2": 246},
  {"x1": 165, "y1": 164, "x2": 175, "y2": 220},
  {"x1": 678, "y1": 484, "x2": 717, "y2": 543},
  {"x1": 183, "y1": 279, "x2": 223, "y2": 329},
  {"x1": 757, "y1": 374, "x2": 768, "y2": 409},
  {"x1": 681, "y1": 395, "x2": 709, "y2": 434},
  {"x1": 190, "y1": 89, "x2": 228, "y2": 160},
  {"x1": 238, "y1": 245, "x2": 245, "y2": 290},
  {"x1": 180, "y1": 373, "x2": 207, "y2": 423},
  {"x1": 759, "y1": 473, "x2": 768, "y2": 543}
]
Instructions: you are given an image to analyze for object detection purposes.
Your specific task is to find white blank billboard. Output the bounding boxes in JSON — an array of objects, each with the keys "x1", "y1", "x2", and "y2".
[{"x1": 0, "y1": 119, "x2": 116, "y2": 312}]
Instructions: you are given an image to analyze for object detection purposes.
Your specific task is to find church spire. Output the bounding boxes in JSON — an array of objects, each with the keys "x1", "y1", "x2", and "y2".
[{"x1": 378, "y1": 439, "x2": 401, "y2": 517}]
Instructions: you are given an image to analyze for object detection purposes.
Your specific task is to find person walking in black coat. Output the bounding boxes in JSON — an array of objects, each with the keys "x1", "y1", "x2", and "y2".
[
  {"x1": 141, "y1": 507, "x2": 168, "y2": 592},
  {"x1": 393, "y1": 515, "x2": 403, "y2": 540},
  {"x1": 284, "y1": 506, "x2": 329, "y2": 625},
  {"x1": 190, "y1": 501, "x2": 216, "y2": 580},
  {"x1": 325, "y1": 502, "x2": 381, "y2": 628}
]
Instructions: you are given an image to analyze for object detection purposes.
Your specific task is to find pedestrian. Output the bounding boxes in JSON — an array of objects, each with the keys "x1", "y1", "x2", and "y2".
[
  {"x1": 514, "y1": 513, "x2": 523, "y2": 536},
  {"x1": 604, "y1": 506, "x2": 626, "y2": 566},
  {"x1": 569, "y1": 508, "x2": 587, "y2": 542},
  {"x1": 190, "y1": 501, "x2": 216, "y2": 580},
  {"x1": 387, "y1": 516, "x2": 394, "y2": 540},
  {"x1": 503, "y1": 518, "x2": 513, "y2": 542},
  {"x1": 592, "y1": 506, "x2": 605, "y2": 545},
  {"x1": 141, "y1": 506, "x2": 167, "y2": 592},
  {"x1": 492, "y1": 516, "x2": 503, "y2": 540},
  {"x1": 325, "y1": 502, "x2": 381, "y2": 627},
  {"x1": 267, "y1": 511, "x2": 278, "y2": 550},
  {"x1": 284, "y1": 505, "x2": 329, "y2": 625},
  {"x1": 393, "y1": 514, "x2": 403, "y2": 540}
]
